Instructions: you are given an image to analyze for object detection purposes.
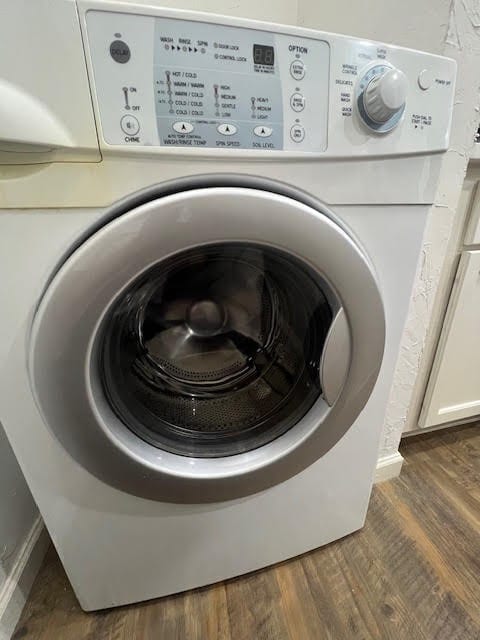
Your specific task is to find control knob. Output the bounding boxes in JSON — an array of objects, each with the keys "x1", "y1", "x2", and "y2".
[{"x1": 362, "y1": 67, "x2": 407, "y2": 124}]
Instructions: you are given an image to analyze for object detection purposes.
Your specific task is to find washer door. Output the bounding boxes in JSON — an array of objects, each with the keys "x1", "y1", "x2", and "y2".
[{"x1": 30, "y1": 184, "x2": 385, "y2": 502}]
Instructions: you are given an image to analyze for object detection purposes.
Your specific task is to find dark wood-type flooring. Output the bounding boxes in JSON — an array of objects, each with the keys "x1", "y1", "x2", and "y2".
[{"x1": 14, "y1": 424, "x2": 480, "y2": 639}]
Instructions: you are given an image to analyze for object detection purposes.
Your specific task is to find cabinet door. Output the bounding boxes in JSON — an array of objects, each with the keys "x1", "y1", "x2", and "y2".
[{"x1": 420, "y1": 251, "x2": 480, "y2": 428}]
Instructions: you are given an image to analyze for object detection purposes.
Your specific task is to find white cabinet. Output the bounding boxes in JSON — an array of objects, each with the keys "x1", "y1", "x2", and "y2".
[{"x1": 420, "y1": 250, "x2": 480, "y2": 428}]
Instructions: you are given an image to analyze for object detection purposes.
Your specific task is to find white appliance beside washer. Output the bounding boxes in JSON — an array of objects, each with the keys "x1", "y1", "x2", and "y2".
[{"x1": 0, "y1": 0, "x2": 455, "y2": 610}]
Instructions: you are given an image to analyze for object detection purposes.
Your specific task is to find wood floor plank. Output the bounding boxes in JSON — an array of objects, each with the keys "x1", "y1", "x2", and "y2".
[
  {"x1": 327, "y1": 541, "x2": 386, "y2": 639},
  {"x1": 13, "y1": 547, "x2": 94, "y2": 640},
  {"x1": 442, "y1": 430, "x2": 480, "y2": 488},
  {"x1": 274, "y1": 557, "x2": 330, "y2": 640},
  {"x1": 300, "y1": 550, "x2": 358, "y2": 639},
  {"x1": 418, "y1": 457, "x2": 480, "y2": 533},
  {"x1": 333, "y1": 509, "x2": 429, "y2": 640},
  {"x1": 134, "y1": 592, "x2": 187, "y2": 640},
  {"x1": 378, "y1": 481, "x2": 480, "y2": 639},
  {"x1": 183, "y1": 583, "x2": 231, "y2": 640},
  {"x1": 363, "y1": 488, "x2": 449, "y2": 639},
  {"x1": 224, "y1": 568, "x2": 289, "y2": 640},
  {"x1": 394, "y1": 466, "x2": 480, "y2": 612},
  {"x1": 14, "y1": 423, "x2": 480, "y2": 640}
]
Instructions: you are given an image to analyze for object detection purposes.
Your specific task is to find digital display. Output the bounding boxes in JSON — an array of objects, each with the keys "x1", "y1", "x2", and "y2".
[{"x1": 253, "y1": 44, "x2": 275, "y2": 66}]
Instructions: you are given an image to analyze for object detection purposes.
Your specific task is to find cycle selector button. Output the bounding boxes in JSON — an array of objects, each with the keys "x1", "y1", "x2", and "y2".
[
  {"x1": 290, "y1": 124, "x2": 305, "y2": 142},
  {"x1": 217, "y1": 123, "x2": 237, "y2": 136},
  {"x1": 290, "y1": 60, "x2": 305, "y2": 80},
  {"x1": 254, "y1": 125, "x2": 272, "y2": 137},
  {"x1": 120, "y1": 115, "x2": 140, "y2": 135},
  {"x1": 290, "y1": 93, "x2": 306, "y2": 112},
  {"x1": 173, "y1": 121, "x2": 194, "y2": 134},
  {"x1": 363, "y1": 67, "x2": 407, "y2": 124}
]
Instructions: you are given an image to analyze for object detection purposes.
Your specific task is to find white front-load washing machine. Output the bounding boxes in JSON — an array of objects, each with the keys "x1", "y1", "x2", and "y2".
[{"x1": 0, "y1": 1, "x2": 455, "y2": 610}]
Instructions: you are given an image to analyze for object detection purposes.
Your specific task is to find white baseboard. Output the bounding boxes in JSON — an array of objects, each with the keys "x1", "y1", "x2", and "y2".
[
  {"x1": 374, "y1": 451, "x2": 404, "y2": 483},
  {"x1": 0, "y1": 516, "x2": 50, "y2": 640}
]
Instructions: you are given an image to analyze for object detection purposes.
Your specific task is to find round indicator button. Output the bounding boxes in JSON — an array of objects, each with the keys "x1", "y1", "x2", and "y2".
[
  {"x1": 173, "y1": 121, "x2": 194, "y2": 134},
  {"x1": 120, "y1": 115, "x2": 139, "y2": 135},
  {"x1": 217, "y1": 123, "x2": 237, "y2": 136},
  {"x1": 110, "y1": 40, "x2": 131, "y2": 64},
  {"x1": 290, "y1": 93, "x2": 306, "y2": 112},
  {"x1": 418, "y1": 69, "x2": 433, "y2": 90},
  {"x1": 290, "y1": 60, "x2": 305, "y2": 80},
  {"x1": 290, "y1": 124, "x2": 305, "y2": 143},
  {"x1": 254, "y1": 125, "x2": 273, "y2": 137}
]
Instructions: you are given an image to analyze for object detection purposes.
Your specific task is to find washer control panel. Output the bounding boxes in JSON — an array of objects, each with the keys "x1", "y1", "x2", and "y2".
[
  {"x1": 82, "y1": 5, "x2": 456, "y2": 156},
  {"x1": 85, "y1": 11, "x2": 329, "y2": 152}
]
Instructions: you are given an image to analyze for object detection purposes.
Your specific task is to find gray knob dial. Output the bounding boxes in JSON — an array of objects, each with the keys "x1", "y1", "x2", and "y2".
[{"x1": 363, "y1": 68, "x2": 407, "y2": 124}]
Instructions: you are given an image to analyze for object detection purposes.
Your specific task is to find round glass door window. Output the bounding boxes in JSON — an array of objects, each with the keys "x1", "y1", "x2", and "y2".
[{"x1": 100, "y1": 243, "x2": 333, "y2": 457}]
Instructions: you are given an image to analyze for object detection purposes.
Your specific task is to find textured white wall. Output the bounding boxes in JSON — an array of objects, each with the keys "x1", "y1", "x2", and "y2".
[
  {"x1": 116, "y1": 0, "x2": 298, "y2": 24},
  {"x1": 299, "y1": 0, "x2": 480, "y2": 459},
  {"x1": 298, "y1": 0, "x2": 451, "y2": 54},
  {"x1": 379, "y1": 2, "x2": 480, "y2": 454}
]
